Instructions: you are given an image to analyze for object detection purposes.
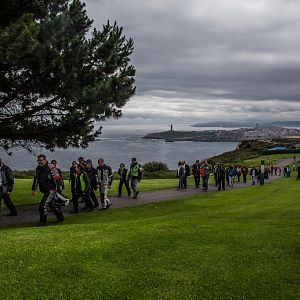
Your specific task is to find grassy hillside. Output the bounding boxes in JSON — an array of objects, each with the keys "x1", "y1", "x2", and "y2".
[
  {"x1": 210, "y1": 139, "x2": 300, "y2": 164},
  {"x1": 0, "y1": 175, "x2": 299, "y2": 299}
]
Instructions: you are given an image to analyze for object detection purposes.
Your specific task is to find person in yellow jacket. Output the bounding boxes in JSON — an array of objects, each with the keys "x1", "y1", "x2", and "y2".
[
  {"x1": 71, "y1": 163, "x2": 94, "y2": 213},
  {"x1": 129, "y1": 158, "x2": 142, "y2": 199}
]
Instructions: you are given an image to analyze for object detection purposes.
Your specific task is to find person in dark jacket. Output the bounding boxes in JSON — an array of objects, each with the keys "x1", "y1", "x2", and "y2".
[
  {"x1": 84, "y1": 159, "x2": 99, "y2": 208},
  {"x1": 117, "y1": 163, "x2": 131, "y2": 197},
  {"x1": 296, "y1": 165, "x2": 300, "y2": 181},
  {"x1": 241, "y1": 165, "x2": 248, "y2": 183},
  {"x1": 71, "y1": 163, "x2": 94, "y2": 213},
  {"x1": 192, "y1": 160, "x2": 201, "y2": 188},
  {"x1": 215, "y1": 164, "x2": 226, "y2": 191},
  {"x1": 69, "y1": 161, "x2": 77, "y2": 183},
  {"x1": 0, "y1": 158, "x2": 17, "y2": 216},
  {"x1": 32, "y1": 155, "x2": 64, "y2": 226}
]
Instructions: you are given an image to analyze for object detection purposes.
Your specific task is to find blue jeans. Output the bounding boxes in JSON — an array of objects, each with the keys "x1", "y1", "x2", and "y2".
[{"x1": 202, "y1": 175, "x2": 209, "y2": 191}]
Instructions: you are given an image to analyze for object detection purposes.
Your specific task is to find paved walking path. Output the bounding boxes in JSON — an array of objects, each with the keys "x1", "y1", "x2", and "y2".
[{"x1": 0, "y1": 158, "x2": 296, "y2": 228}]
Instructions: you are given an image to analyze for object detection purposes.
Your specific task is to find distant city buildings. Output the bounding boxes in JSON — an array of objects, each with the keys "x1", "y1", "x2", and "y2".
[{"x1": 244, "y1": 125, "x2": 300, "y2": 139}]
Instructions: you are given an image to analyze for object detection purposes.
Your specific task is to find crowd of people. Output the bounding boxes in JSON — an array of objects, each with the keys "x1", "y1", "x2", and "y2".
[
  {"x1": 0, "y1": 155, "x2": 299, "y2": 227},
  {"x1": 177, "y1": 159, "x2": 300, "y2": 192},
  {"x1": 0, "y1": 156, "x2": 142, "y2": 226}
]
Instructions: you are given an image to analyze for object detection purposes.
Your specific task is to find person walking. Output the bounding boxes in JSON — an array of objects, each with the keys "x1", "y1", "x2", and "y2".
[
  {"x1": 286, "y1": 166, "x2": 291, "y2": 178},
  {"x1": 85, "y1": 159, "x2": 99, "y2": 208},
  {"x1": 181, "y1": 161, "x2": 190, "y2": 189},
  {"x1": 69, "y1": 161, "x2": 77, "y2": 182},
  {"x1": 117, "y1": 163, "x2": 131, "y2": 197},
  {"x1": 296, "y1": 165, "x2": 300, "y2": 181},
  {"x1": 201, "y1": 160, "x2": 212, "y2": 192},
  {"x1": 236, "y1": 166, "x2": 241, "y2": 183},
  {"x1": 215, "y1": 164, "x2": 226, "y2": 191},
  {"x1": 0, "y1": 158, "x2": 17, "y2": 216},
  {"x1": 249, "y1": 166, "x2": 258, "y2": 185},
  {"x1": 225, "y1": 165, "x2": 230, "y2": 186},
  {"x1": 49, "y1": 160, "x2": 69, "y2": 208},
  {"x1": 96, "y1": 158, "x2": 113, "y2": 209},
  {"x1": 192, "y1": 160, "x2": 201, "y2": 188},
  {"x1": 129, "y1": 158, "x2": 142, "y2": 199},
  {"x1": 32, "y1": 155, "x2": 65, "y2": 226},
  {"x1": 227, "y1": 165, "x2": 236, "y2": 187},
  {"x1": 177, "y1": 161, "x2": 185, "y2": 191},
  {"x1": 71, "y1": 163, "x2": 94, "y2": 213},
  {"x1": 213, "y1": 164, "x2": 218, "y2": 187},
  {"x1": 271, "y1": 165, "x2": 274, "y2": 176},
  {"x1": 50, "y1": 160, "x2": 64, "y2": 193},
  {"x1": 241, "y1": 165, "x2": 248, "y2": 183},
  {"x1": 283, "y1": 166, "x2": 287, "y2": 177}
]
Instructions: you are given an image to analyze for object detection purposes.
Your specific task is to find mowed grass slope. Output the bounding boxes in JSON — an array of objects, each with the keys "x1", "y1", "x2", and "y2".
[{"x1": 0, "y1": 176, "x2": 299, "y2": 299}]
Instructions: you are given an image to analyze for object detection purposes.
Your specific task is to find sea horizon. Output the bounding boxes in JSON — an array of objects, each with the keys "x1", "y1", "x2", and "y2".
[{"x1": 0, "y1": 124, "x2": 239, "y2": 171}]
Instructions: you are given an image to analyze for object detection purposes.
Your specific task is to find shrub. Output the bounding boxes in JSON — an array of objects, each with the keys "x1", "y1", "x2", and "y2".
[
  {"x1": 142, "y1": 161, "x2": 169, "y2": 173},
  {"x1": 142, "y1": 170, "x2": 176, "y2": 179}
]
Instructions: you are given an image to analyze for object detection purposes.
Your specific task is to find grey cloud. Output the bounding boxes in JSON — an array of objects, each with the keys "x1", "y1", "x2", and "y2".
[
  {"x1": 120, "y1": 95, "x2": 300, "y2": 121},
  {"x1": 86, "y1": 0, "x2": 300, "y2": 121}
]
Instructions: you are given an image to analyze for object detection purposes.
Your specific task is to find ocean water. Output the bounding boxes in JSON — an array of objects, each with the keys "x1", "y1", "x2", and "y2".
[{"x1": 0, "y1": 124, "x2": 238, "y2": 171}]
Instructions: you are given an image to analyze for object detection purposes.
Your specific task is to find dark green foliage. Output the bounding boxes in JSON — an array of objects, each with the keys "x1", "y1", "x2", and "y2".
[
  {"x1": 142, "y1": 162, "x2": 173, "y2": 179},
  {"x1": 11, "y1": 170, "x2": 36, "y2": 179},
  {"x1": 143, "y1": 161, "x2": 176, "y2": 179},
  {"x1": 142, "y1": 170, "x2": 176, "y2": 179},
  {"x1": 0, "y1": 0, "x2": 135, "y2": 152},
  {"x1": 143, "y1": 161, "x2": 170, "y2": 173}
]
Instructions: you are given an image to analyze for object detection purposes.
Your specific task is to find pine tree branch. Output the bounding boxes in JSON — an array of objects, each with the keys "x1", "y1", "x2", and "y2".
[{"x1": 0, "y1": 95, "x2": 61, "y2": 127}]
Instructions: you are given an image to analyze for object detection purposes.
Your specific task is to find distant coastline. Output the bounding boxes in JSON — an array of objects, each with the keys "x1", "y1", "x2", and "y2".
[{"x1": 143, "y1": 126, "x2": 300, "y2": 142}]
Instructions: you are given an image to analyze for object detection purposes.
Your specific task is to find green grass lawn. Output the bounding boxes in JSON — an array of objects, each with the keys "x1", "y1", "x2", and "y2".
[
  {"x1": 1, "y1": 174, "x2": 299, "y2": 299},
  {"x1": 11, "y1": 177, "x2": 195, "y2": 206}
]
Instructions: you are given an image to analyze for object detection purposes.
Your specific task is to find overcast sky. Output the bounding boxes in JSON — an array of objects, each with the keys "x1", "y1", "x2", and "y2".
[{"x1": 86, "y1": 0, "x2": 300, "y2": 124}]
